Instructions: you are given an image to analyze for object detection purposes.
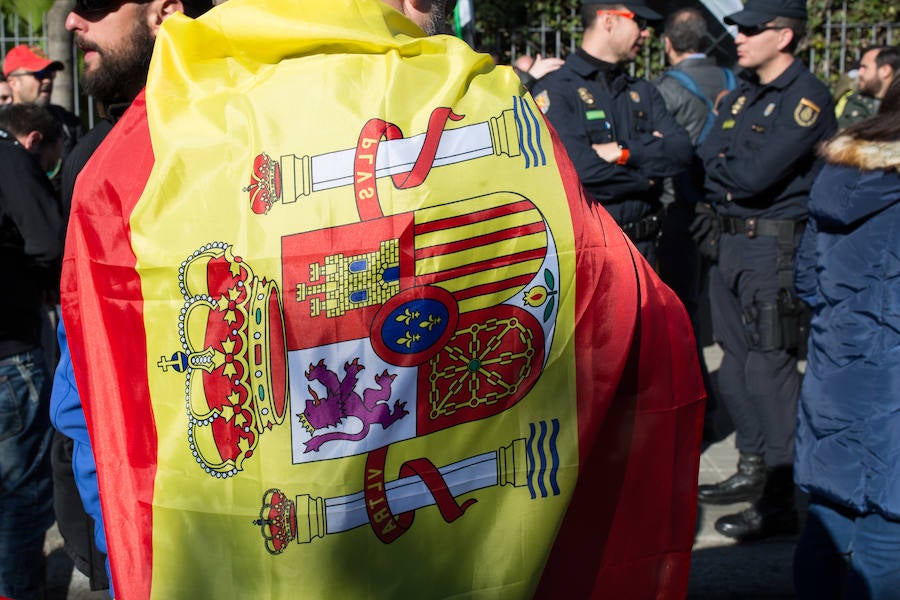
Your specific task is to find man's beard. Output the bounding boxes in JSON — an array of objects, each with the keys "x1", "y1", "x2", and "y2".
[
  {"x1": 858, "y1": 77, "x2": 880, "y2": 98},
  {"x1": 422, "y1": 0, "x2": 448, "y2": 36},
  {"x1": 80, "y1": 21, "x2": 156, "y2": 105}
]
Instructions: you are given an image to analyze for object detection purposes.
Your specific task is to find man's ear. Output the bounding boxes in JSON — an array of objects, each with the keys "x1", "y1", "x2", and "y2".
[
  {"x1": 776, "y1": 27, "x2": 795, "y2": 53},
  {"x1": 148, "y1": 0, "x2": 185, "y2": 34},
  {"x1": 20, "y1": 130, "x2": 42, "y2": 153},
  {"x1": 663, "y1": 36, "x2": 673, "y2": 56},
  {"x1": 405, "y1": 0, "x2": 431, "y2": 12}
]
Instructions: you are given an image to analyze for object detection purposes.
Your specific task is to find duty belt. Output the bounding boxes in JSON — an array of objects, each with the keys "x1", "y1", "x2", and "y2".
[
  {"x1": 620, "y1": 210, "x2": 663, "y2": 243},
  {"x1": 719, "y1": 216, "x2": 802, "y2": 244},
  {"x1": 720, "y1": 215, "x2": 805, "y2": 288}
]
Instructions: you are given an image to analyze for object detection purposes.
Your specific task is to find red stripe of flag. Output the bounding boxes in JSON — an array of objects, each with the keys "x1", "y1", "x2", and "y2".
[
  {"x1": 450, "y1": 273, "x2": 536, "y2": 302},
  {"x1": 415, "y1": 221, "x2": 546, "y2": 260},
  {"x1": 416, "y1": 247, "x2": 546, "y2": 286},
  {"x1": 414, "y1": 199, "x2": 536, "y2": 236}
]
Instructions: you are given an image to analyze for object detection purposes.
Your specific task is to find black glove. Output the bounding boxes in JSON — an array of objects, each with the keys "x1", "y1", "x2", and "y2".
[{"x1": 689, "y1": 203, "x2": 720, "y2": 261}]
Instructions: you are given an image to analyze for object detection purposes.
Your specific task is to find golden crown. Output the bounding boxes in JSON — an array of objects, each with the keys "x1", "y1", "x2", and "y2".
[{"x1": 159, "y1": 243, "x2": 289, "y2": 478}]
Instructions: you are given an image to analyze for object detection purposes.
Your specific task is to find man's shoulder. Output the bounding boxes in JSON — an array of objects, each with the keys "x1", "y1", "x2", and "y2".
[
  {"x1": 676, "y1": 57, "x2": 722, "y2": 77},
  {"x1": 782, "y1": 64, "x2": 833, "y2": 104},
  {"x1": 0, "y1": 135, "x2": 32, "y2": 164},
  {"x1": 48, "y1": 104, "x2": 83, "y2": 126},
  {"x1": 778, "y1": 67, "x2": 835, "y2": 128},
  {"x1": 533, "y1": 61, "x2": 579, "y2": 91}
]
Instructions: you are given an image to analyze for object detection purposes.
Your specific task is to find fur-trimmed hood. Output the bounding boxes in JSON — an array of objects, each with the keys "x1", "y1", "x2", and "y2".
[{"x1": 821, "y1": 135, "x2": 900, "y2": 171}]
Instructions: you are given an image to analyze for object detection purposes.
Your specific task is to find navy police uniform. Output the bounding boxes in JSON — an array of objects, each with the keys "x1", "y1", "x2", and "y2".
[
  {"x1": 534, "y1": 49, "x2": 692, "y2": 261},
  {"x1": 697, "y1": 58, "x2": 836, "y2": 468}
]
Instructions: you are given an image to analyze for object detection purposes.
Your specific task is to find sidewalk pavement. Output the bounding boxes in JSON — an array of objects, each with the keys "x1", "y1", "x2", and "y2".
[
  {"x1": 689, "y1": 432, "x2": 802, "y2": 599},
  {"x1": 688, "y1": 344, "x2": 802, "y2": 600},
  {"x1": 45, "y1": 345, "x2": 803, "y2": 599}
]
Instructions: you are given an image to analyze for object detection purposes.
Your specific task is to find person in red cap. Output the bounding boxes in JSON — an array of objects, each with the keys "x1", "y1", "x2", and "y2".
[
  {"x1": 3, "y1": 45, "x2": 63, "y2": 107},
  {"x1": 3, "y1": 44, "x2": 84, "y2": 178}
]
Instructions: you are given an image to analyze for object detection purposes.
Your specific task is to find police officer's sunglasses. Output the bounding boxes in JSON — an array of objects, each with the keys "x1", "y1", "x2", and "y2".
[
  {"x1": 736, "y1": 24, "x2": 786, "y2": 37},
  {"x1": 595, "y1": 9, "x2": 649, "y2": 31}
]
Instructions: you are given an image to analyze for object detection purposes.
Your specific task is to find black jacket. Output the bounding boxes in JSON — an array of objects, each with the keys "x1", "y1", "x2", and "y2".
[
  {"x1": 697, "y1": 59, "x2": 837, "y2": 220},
  {"x1": 0, "y1": 129, "x2": 63, "y2": 357},
  {"x1": 533, "y1": 50, "x2": 692, "y2": 225}
]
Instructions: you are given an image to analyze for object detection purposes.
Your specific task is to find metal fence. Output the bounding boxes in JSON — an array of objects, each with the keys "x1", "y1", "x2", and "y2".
[
  {"x1": 812, "y1": 17, "x2": 897, "y2": 80},
  {"x1": 500, "y1": 16, "x2": 899, "y2": 83},
  {"x1": 1, "y1": 8, "x2": 898, "y2": 112},
  {"x1": 0, "y1": 12, "x2": 48, "y2": 58}
]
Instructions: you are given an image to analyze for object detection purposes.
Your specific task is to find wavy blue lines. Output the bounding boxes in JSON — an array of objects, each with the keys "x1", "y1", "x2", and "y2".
[
  {"x1": 536, "y1": 421, "x2": 549, "y2": 498},
  {"x1": 525, "y1": 419, "x2": 561, "y2": 499},
  {"x1": 513, "y1": 96, "x2": 547, "y2": 169},
  {"x1": 549, "y1": 419, "x2": 561, "y2": 495},
  {"x1": 513, "y1": 96, "x2": 530, "y2": 169},
  {"x1": 526, "y1": 423, "x2": 537, "y2": 500}
]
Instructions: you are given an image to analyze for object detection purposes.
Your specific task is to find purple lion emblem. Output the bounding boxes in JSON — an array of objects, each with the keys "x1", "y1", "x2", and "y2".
[{"x1": 299, "y1": 358, "x2": 408, "y2": 452}]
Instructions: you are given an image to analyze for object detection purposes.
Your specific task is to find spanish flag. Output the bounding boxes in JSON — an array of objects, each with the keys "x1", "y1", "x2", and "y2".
[{"x1": 61, "y1": 1, "x2": 705, "y2": 597}]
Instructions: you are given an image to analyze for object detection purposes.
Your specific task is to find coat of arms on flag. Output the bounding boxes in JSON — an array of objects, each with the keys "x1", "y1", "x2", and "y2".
[{"x1": 155, "y1": 99, "x2": 563, "y2": 546}]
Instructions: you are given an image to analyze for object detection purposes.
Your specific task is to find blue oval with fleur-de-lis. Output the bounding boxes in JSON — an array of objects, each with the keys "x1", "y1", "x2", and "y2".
[{"x1": 379, "y1": 298, "x2": 450, "y2": 355}]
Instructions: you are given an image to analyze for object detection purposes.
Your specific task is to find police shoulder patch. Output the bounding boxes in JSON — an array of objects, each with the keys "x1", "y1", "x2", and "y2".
[
  {"x1": 535, "y1": 90, "x2": 550, "y2": 114},
  {"x1": 794, "y1": 98, "x2": 821, "y2": 127}
]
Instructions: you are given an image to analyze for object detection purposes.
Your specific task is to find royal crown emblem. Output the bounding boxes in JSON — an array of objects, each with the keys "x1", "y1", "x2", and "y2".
[
  {"x1": 158, "y1": 243, "x2": 289, "y2": 478},
  {"x1": 244, "y1": 153, "x2": 284, "y2": 215}
]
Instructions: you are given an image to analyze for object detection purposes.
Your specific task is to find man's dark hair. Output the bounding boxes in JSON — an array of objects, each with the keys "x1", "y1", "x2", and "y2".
[
  {"x1": 663, "y1": 8, "x2": 707, "y2": 54},
  {"x1": 871, "y1": 46, "x2": 900, "y2": 75},
  {"x1": 0, "y1": 103, "x2": 61, "y2": 144},
  {"x1": 182, "y1": 0, "x2": 214, "y2": 18},
  {"x1": 581, "y1": 3, "x2": 622, "y2": 29},
  {"x1": 770, "y1": 16, "x2": 806, "y2": 54}
]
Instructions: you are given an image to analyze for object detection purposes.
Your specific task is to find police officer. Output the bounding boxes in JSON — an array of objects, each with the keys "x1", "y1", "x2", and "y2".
[
  {"x1": 533, "y1": 1, "x2": 692, "y2": 262},
  {"x1": 694, "y1": 0, "x2": 836, "y2": 540}
]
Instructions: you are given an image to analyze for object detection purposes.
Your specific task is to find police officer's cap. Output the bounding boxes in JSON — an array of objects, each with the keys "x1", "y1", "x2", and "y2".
[
  {"x1": 724, "y1": 0, "x2": 807, "y2": 26},
  {"x1": 582, "y1": 0, "x2": 662, "y2": 21}
]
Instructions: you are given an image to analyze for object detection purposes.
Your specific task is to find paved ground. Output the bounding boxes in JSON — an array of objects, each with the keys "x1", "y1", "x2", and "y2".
[
  {"x1": 689, "y1": 432, "x2": 803, "y2": 599},
  {"x1": 44, "y1": 345, "x2": 803, "y2": 598},
  {"x1": 687, "y1": 345, "x2": 803, "y2": 600}
]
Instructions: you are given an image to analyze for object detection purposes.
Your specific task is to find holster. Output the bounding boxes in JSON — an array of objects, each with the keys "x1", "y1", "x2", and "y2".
[{"x1": 735, "y1": 217, "x2": 809, "y2": 356}]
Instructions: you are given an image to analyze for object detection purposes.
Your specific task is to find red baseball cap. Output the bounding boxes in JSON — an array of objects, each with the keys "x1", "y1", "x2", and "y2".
[{"x1": 3, "y1": 45, "x2": 63, "y2": 77}]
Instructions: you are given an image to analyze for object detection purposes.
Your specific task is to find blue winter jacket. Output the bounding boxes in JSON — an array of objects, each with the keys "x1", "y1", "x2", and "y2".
[{"x1": 794, "y1": 135, "x2": 900, "y2": 519}]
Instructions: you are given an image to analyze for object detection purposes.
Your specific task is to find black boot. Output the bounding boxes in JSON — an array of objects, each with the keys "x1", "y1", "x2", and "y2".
[
  {"x1": 697, "y1": 452, "x2": 766, "y2": 505},
  {"x1": 714, "y1": 465, "x2": 799, "y2": 541}
]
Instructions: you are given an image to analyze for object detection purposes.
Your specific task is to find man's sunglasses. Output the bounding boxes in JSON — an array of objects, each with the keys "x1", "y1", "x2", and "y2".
[
  {"x1": 74, "y1": 0, "x2": 136, "y2": 15},
  {"x1": 737, "y1": 24, "x2": 785, "y2": 37},
  {"x1": 596, "y1": 9, "x2": 649, "y2": 31},
  {"x1": 8, "y1": 68, "x2": 57, "y2": 80}
]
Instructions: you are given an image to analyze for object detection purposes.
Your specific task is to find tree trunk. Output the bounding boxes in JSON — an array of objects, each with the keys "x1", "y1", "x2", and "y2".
[{"x1": 47, "y1": 0, "x2": 75, "y2": 112}]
